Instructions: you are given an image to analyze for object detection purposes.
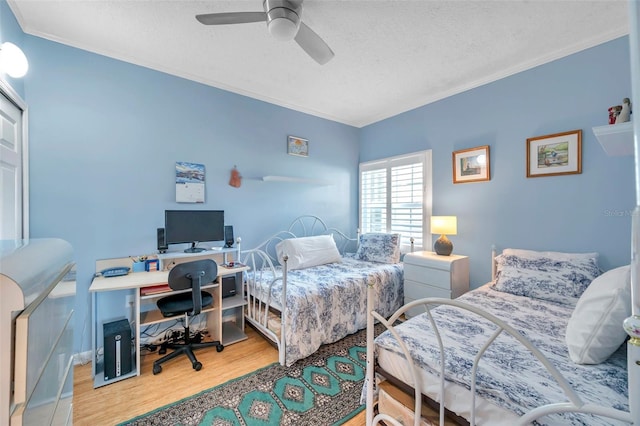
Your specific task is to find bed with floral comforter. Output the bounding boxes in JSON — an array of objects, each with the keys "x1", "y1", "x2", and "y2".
[
  {"x1": 243, "y1": 216, "x2": 406, "y2": 367},
  {"x1": 248, "y1": 254, "x2": 403, "y2": 366},
  {"x1": 366, "y1": 248, "x2": 632, "y2": 425}
]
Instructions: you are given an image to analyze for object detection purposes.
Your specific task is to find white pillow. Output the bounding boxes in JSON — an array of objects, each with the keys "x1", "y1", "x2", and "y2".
[
  {"x1": 275, "y1": 235, "x2": 341, "y2": 270},
  {"x1": 565, "y1": 265, "x2": 631, "y2": 364}
]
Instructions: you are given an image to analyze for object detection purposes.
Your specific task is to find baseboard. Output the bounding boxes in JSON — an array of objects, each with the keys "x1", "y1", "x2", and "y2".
[{"x1": 74, "y1": 350, "x2": 92, "y2": 366}]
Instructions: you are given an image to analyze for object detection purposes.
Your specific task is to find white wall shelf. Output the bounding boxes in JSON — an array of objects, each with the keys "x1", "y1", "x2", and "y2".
[
  {"x1": 592, "y1": 121, "x2": 634, "y2": 156},
  {"x1": 260, "y1": 175, "x2": 332, "y2": 185}
]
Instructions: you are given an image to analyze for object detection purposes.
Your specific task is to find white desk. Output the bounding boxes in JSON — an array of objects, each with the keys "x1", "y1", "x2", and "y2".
[{"x1": 89, "y1": 254, "x2": 248, "y2": 388}]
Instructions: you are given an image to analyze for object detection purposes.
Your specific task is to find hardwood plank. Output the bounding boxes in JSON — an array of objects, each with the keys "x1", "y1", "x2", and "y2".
[{"x1": 73, "y1": 327, "x2": 365, "y2": 425}]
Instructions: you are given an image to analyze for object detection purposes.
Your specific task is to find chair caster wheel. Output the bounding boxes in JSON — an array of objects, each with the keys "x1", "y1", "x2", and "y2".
[
  {"x1": 159, "y1": 348, "x2": 166, "y2": 355},
  {"x1": 216, "y1": 344, "x2": 224, "y2": 352},
  {"x1": 153, "y1": 364, "x2": 162, "y2": 375},
  {"x1": 193, "y1": 361, "x2": 202, "y2": 371}
]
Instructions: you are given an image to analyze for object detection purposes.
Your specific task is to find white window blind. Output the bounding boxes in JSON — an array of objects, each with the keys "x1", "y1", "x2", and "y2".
[{"x1": 359, "y1": 151, "x2": 431, "y2": 251}]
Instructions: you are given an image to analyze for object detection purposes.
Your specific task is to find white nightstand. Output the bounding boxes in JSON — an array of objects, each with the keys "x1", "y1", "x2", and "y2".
[{"x1": 403, "y1": 251, "x2": 470, "y2": 318}]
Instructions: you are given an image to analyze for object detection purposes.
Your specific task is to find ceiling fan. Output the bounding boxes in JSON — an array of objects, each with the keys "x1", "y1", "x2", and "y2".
[{"x1": 196, "y1": 0, "x2": 334, "y2": 65}]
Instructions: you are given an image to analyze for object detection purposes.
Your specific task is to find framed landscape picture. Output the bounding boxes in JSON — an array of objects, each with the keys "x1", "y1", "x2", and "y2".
[
  {"x1": 452, "y1": 145, "x2": 490, "y2": 184},
  {"x1": 526, "y1": 129, "x2": 582, "y2": 178}
]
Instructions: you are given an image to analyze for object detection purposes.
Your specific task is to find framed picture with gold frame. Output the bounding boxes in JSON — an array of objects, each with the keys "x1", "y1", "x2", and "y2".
[
  {"x1": 452, "y1": 145, "x2": 490, "y2": 184},
  {"x1": 526, "y1": 129, "x2": 582, "y2": 178},
  {"x1": 287, "y1": 136, "x2": 309, "y2": 157}
]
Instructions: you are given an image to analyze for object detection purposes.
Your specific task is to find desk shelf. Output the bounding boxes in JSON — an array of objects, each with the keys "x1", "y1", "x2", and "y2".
[
  {"x1": 139, "y1": 283, "x2": 217, "y2": 301},
  {"x1": 140, "y1": 304, "x2": 218, "y2": 326},
  {"x1": 222, "y1": 321, "x2": 248, "y2": 346},
  {"x1": 221, "y1": 294, "x2": 246, "y2": 310}
]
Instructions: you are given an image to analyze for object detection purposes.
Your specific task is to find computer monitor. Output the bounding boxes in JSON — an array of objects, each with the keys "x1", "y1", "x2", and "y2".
[{"x1": 164, "y1": 210, "x2": 225, "y2": 253}]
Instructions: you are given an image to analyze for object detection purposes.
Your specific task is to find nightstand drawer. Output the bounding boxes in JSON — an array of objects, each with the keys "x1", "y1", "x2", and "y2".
[
  {"x1": 404, "y1": 265, "x2": 451, "y2": 290},
  {"x1": 404, "y1": 251, "x2": 467, "y2": 270},
  {"x1": 405, "y1": 279, "x2": 452, "y2": 300}
]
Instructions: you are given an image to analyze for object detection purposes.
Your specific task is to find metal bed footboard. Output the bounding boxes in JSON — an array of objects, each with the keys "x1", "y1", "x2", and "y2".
[
  {"x1": 241, "y1": 248, "x2": 287, "y2": 365},
  {"x1": 365, "y1": 291, "x2": 633, "y2": 426}
]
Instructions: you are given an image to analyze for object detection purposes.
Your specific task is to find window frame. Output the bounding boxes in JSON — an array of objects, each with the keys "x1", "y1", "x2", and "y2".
[{"x1": 358, "y1": 150, "x2": 432, "y2": 252}]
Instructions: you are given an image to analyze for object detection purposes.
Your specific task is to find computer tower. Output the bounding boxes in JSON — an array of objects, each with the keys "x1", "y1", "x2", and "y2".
[{"x1": 103, "y1": 319, "x2": 132, "y2": 381}]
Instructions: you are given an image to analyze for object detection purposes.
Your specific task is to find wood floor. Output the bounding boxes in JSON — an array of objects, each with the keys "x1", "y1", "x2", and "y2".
[{"x1": 73, "y1": 326, "x2": 365, "y2": 425}]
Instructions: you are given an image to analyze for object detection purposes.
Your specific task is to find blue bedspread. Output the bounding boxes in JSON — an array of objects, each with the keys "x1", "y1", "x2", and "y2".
[
  {"x1": 252, "y1": 255, "x2": 403, "y2": 366},
  {"x1": 374, "y1": 285, "x2": 629, "y2": 425}
]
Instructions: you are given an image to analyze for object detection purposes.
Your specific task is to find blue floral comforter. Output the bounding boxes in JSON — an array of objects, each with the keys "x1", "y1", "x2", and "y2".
[
  {"x1": 252, "y1": 256, "x2": 403, "y2": 366},
  {"x1": 374, "y1": 285, "x2": 629, "y2": 425}
]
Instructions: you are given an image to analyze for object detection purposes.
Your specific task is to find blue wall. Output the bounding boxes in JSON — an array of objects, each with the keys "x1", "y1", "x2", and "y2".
[
  {"x1": 360, "y1": 36, "x2": 635, "y2": 288},
  {"x1": 2, "y1": 0, "x2": 359, "y2": 354},
  {"x1": 2, "y1": 0, "x2": 636, "y2": 355}
]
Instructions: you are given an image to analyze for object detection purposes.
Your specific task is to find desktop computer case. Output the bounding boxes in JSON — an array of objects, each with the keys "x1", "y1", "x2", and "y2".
[{"x1": 103, "y1": 319, "x2": 132, "y2": 381}]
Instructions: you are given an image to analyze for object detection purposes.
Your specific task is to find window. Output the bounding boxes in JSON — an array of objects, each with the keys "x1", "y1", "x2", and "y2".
[{"x1": 359, "y1": 151, "x2": 432, "y2": 251}]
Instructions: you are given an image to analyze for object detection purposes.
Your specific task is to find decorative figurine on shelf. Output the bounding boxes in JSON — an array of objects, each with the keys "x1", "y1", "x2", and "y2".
[
  {"x1": 229, "y1": 165, "x2": 242, "y2": 188},
  {"x1": 609, "y1": 105, "x2": 622, "y2": 124},
  {"x1": 616, "y1": 97, "x2": 632, "y2": 124}
]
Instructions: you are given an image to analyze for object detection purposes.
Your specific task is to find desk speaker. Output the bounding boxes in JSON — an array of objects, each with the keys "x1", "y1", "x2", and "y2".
[
  {"x1": 224, "y1": 225, "x2": 234, "y2": 248},
  {"x1": 157, "y1": 228, "x2": 168, "y2": 253}
]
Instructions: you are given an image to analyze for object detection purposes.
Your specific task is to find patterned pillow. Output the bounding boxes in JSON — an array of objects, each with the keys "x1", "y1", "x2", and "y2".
[
  {"x1": 491, "y1": 254, "x2": 600, "y2": 306},
  {"x1": 355, "y1": 233, "x2": 401, "y2": 264}
]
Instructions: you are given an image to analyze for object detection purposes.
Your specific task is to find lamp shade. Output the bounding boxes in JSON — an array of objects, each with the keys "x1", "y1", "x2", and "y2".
[
  {"x1": 431, "y1": 216, "x2": 457, "y2": 235},
  {"x1": 0, "y1": 42, "x2": 28, "y2": 78}
]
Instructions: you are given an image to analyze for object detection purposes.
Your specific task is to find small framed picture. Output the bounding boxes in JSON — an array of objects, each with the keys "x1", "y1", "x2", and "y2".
[
  {"x1": 526, "y1": 129, "x2": 582, "y2": 178},
  {"x1": 452, "y1": 145, "x2": 490, "y2": 184},
  {"x1": 287, "y1": 136, "x2": 308, "y2": 157}
]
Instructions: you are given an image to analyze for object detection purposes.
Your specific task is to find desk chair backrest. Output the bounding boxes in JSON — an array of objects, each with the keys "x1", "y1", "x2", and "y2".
[{"x1": 167, "y1": 259, "x2": 217, "y2": 316}]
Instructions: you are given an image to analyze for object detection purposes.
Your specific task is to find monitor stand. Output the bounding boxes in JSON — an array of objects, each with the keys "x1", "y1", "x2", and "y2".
[{"x1": 184, "y1": 242, "x2": 206, "y2": 253}]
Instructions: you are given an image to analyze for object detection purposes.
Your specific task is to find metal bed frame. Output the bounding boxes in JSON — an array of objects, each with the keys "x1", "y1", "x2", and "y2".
[{"x1": 240, "y1": 215, "x2": 357, "y2": 366}]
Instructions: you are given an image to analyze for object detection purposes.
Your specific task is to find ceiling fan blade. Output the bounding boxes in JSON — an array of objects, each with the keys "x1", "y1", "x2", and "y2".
[
  {"x1": 294, "y1": 22, "x2": 334, "y2": 65},
  {"x1": 196, "y1": 12, "x2": 267, "y2": 25}
]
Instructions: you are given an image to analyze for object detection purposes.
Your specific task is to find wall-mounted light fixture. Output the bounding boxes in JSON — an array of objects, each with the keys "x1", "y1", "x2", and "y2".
[{"x1": 0, "y1": 42, "x2": 29, "y2": 78}]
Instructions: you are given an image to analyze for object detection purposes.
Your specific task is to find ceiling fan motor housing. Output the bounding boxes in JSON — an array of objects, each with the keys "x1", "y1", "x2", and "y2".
[{"x1": 264, "y1": 0, "x2": 301, "y2": 40}]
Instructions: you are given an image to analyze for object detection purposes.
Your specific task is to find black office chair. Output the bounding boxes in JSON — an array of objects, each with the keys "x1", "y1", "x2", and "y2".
[{"x1": 152, "y1": 259, "x2": 224, "y2": 375}]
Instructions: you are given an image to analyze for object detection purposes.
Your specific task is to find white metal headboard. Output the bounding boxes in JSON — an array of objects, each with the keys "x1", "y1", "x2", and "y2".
[{"x1": 245, "y1": 215, "x2": 358, "y2": 264}]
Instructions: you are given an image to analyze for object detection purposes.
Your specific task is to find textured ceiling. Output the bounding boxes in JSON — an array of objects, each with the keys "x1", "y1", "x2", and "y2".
[{"x1": 7, "y1": 0, "x2": 630, "y2": 127}]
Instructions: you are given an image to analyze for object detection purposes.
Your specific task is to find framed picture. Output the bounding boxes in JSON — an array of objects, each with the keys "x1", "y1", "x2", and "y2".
[
  {"x1": 452, "y1": 145, "x2": 490, "y2": 184},
  {"x1": 287, "y1": 136, "x2": 308, "y2": 157},
  {"x1": 526, "y1": 129, "x2": 582, "y2": 178}
]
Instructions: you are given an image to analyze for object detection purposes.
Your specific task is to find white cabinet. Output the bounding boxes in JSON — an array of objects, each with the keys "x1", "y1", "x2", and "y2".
[
  {"x1": 1, "y1": 239, "x2": 75, "y2": 426},
  {"x1": 403, "y1": 251, "x2": 469, "y2": 318}
]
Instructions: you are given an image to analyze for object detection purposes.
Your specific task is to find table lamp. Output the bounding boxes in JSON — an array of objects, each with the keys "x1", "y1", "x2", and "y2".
[{"x1": 431, "y1": 216, "x2": 457, "y2": 256}]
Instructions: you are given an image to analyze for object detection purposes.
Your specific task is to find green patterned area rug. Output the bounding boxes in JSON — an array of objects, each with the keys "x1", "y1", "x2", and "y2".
[{"x1": 119, "y1": 326, "x2": 380, "y2": 426}]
